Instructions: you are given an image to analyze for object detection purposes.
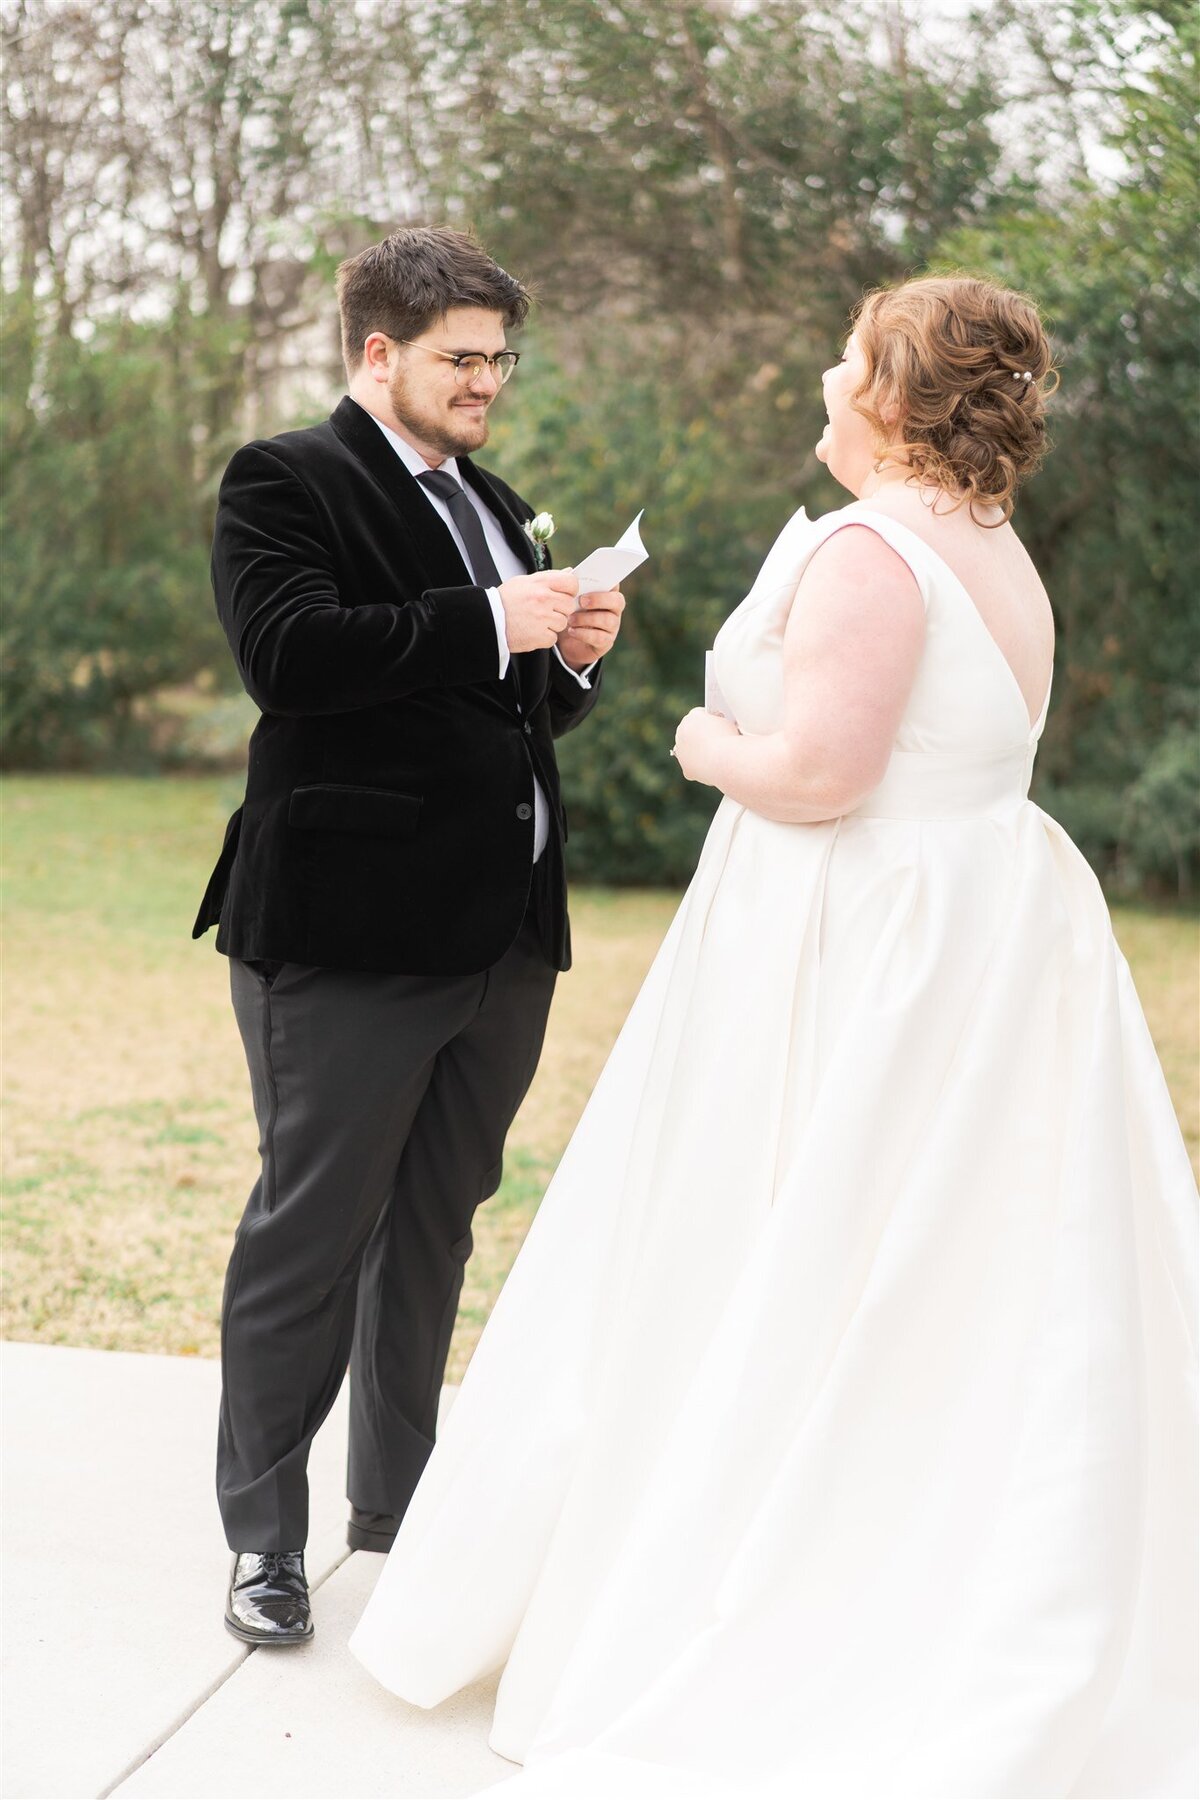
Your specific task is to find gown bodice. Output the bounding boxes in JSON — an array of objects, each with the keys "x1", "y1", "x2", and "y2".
[{"x1": 712, "y1": 501, "x2": 1053, "y2": 822}]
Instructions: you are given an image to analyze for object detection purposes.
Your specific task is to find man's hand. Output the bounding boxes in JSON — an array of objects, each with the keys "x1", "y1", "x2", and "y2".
[
  {"x1": 498, "y1": 570, "x2": 580, "y2": 653},
  {"x1": 556, "y1": 586, "x2": 626, "y2": 671}
]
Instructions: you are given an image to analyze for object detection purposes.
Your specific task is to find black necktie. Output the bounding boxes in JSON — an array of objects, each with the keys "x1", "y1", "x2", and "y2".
[{"x1": 418, "y1": 469, "x2": 503, "y2": 589}]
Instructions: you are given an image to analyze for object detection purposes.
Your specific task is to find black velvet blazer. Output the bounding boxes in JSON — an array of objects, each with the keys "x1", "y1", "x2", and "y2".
[{"x1": 191, "y1": 395, "x2": 600, "y2": 974}]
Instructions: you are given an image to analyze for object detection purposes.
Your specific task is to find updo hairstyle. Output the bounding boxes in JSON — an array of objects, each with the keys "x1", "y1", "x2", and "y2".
[{"x1": 850, "y1": 275, "x2": 1059, "y2": 525}]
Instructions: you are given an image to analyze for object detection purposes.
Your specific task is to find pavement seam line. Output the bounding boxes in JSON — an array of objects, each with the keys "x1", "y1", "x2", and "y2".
[{"x1": 96, "y1": 1548, "x2": 355, "y2": 1798}]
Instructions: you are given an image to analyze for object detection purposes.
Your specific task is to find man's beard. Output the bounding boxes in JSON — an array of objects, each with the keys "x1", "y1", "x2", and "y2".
[{"x1": 388, "y1": 367, "x2": 490, "y2": 458}]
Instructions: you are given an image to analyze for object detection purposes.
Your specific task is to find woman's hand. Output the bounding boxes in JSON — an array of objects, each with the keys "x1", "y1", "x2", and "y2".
[{"x1": 672, "y1": 707, "x2": 740, "y2": 784}]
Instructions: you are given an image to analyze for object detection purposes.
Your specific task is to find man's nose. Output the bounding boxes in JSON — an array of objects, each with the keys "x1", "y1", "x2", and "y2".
[{"x1": 467, "y1": 363, "x2": 501, "y2": 397}]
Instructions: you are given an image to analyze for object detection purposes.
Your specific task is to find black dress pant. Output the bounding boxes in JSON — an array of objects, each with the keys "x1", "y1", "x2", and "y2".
[{"x1": 215, "y1": 891, "x2": 558, "y2": 1551}]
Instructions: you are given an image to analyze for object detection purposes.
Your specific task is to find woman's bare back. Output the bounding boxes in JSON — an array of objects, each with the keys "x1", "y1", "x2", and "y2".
[{"x1": 862, "y1": 483, "x2": 1055, "y2": 728}]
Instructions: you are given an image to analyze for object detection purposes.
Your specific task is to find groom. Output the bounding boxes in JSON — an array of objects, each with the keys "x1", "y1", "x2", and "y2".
[{"x1": 192, "y1": 226, "x2": 624, "y2": 1645}]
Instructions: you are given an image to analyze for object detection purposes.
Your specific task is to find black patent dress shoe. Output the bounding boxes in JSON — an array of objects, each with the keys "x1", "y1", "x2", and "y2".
[
  {"x1": 347, "y1": 1506, "x2": 401, "y2": 1553},
  {"x1": 224, "y1": 1551, "x2": 313, "y2": 1645}
]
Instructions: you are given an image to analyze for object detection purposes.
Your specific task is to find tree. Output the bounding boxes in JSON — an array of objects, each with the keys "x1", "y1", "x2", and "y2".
[
  {"x1": 945, "y1": 0, "x2": 1200, "y2": 892},
  {"x1": 2, "y1": 0, "x2": 1194, "y2": 893},
  {"x1": 1, "y1": 297, "x2": 231, "y2": 765}
]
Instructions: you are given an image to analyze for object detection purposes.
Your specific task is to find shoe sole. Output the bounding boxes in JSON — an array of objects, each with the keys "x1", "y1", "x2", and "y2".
[{"x1": 224, "y1": 1615, "x2": 314, "y2": 1646}]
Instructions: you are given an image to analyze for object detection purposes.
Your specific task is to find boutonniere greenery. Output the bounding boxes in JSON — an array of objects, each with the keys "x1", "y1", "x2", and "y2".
[{"x1": 523, "y1": 511, "x2": 556, "y2": 569}]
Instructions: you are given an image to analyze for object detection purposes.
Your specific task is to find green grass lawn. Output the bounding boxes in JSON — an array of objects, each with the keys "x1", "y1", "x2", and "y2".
[{"x1": 3, "y1": 775, "x2": 1196, "y2": 1379}]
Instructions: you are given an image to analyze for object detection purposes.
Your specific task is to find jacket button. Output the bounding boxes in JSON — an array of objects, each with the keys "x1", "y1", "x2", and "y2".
[{"x1": 516, "y1": 802, "x2": 533, "y2": 821}]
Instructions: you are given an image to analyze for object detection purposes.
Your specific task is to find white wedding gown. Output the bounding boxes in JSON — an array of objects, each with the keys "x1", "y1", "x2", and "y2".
[{"x1": 350, "y1": 502, "x2": 1199, "y2": 1798}]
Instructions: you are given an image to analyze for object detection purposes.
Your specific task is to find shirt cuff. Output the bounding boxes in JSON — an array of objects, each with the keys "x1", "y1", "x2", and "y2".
[
  {"x1": 486, "y1": 588, "x2": 510, "y2": 680},
  {"x1": 552, "y1": 645, "x2": 596, "y2": 689}
]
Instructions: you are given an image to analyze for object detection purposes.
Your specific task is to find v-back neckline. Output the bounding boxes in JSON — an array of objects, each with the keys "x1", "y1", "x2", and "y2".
[{"x1": 845, "y1": 504, "x2": 1053, "y2": 741}]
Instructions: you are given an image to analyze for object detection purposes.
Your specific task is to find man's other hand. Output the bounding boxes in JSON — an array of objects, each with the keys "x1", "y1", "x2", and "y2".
[{"x1": 556, "y1": 587, "x2": 625, "y2": 671}]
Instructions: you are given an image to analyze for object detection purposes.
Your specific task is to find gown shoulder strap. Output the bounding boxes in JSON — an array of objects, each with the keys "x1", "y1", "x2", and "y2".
[{"x1": 800, "y1": 502, "x2": 936, "y2": 614}]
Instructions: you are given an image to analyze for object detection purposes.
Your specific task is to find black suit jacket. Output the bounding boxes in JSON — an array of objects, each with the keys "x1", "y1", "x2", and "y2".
[{"x1": 191, "y1": 395, "x2": 599, "y2": 974}]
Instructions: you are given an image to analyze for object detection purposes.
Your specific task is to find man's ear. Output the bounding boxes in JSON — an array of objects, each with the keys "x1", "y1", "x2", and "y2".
[{"x1": 363, "y1": 331, "x2": 392, "y2": 381}]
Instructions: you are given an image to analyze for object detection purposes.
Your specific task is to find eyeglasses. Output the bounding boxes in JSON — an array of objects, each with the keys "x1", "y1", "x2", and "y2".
[{"x1": 389, "y1": 336, "x2": 520, "y2": 385}]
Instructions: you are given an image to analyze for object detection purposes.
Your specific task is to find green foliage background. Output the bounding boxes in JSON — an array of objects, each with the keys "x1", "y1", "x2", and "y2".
[{"x1": 3, "y1": 0, "x2": 1197, "y2": 892}]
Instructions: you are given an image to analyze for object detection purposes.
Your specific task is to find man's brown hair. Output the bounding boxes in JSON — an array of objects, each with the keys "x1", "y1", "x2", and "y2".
[{"x1": 335, "y1": 227, "x2": 530, "y2": 379}]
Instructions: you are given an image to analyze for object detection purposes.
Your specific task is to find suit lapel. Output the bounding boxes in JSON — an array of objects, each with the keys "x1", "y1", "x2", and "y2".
[
  {"x1": 458, "y1": 455, "x2": 549, "y2": 713},
  {"x1": 328, "y1": 396, "x2": 473, "y2": 593},
  {"x1": 329, "y1": 398, "x2": 549, "y2": 715},
  {"x1": 459, "y1": 457, "x2": 540, "y2": 574}
]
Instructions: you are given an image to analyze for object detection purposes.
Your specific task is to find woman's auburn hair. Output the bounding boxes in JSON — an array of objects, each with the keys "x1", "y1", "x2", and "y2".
[{"x1": 850, "y1": 274, "x2": 1060, "y2": 525}]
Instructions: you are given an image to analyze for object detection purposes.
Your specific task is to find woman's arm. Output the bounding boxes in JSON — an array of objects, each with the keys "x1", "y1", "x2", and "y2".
[{"x1": 673, "y1": 525, "x2": 925, "y2": 823}]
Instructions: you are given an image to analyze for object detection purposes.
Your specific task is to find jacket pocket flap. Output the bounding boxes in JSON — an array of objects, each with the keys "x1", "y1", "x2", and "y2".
[{"x1": 288, "y1": 784, "x2": 422, "y2": 838}]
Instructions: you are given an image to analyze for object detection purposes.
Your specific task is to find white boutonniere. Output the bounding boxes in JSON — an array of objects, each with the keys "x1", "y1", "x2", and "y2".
[{"x1": 523, "y1": 511, "x2": 556, "y2": 569}]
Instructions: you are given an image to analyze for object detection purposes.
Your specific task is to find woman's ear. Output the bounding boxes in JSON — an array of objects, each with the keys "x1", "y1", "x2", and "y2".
[{"x1": 877, "y1": 385, "x2": 902, "y2": 431}]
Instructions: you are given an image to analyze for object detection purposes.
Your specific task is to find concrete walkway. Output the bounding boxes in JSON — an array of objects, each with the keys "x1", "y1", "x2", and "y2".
[{"x1": 1, "y1": 1342, "x2": 515, "y2": 1800}]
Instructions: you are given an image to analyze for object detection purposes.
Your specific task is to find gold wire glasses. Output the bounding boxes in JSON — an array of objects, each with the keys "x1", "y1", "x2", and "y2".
[{"x1": 389, "y1": 337, "x2": 520, "y2": 385}]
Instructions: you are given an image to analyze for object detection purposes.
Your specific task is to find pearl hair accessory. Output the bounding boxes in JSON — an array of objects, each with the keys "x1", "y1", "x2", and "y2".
[{"x1": 1013, "y1": 370, "x2": 1033, "y2": 382}]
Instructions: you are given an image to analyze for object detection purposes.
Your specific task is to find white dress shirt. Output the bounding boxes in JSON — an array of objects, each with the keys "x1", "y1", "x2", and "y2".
[{"x1": 369, "y1": 413, "x2": 592, "y2": 862}]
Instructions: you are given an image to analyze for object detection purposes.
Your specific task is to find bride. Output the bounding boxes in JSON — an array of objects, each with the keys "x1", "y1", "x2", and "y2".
[{"x1": 349, "y1": 275, "x2": 1198, "y2": 1798}]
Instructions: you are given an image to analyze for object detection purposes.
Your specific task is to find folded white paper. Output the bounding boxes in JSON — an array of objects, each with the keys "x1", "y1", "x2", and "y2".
[
  {"x1": 705, "y1": 651, "x2": 734, "y2": 720},
  {"x1": 572, "y1": 511, "x2": 648, "y2": 600}
]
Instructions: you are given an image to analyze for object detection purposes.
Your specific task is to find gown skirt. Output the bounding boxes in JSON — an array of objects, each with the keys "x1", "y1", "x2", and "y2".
[{"x1": 349, "y1": 503, "x2": 1199, "y2": 1798}]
